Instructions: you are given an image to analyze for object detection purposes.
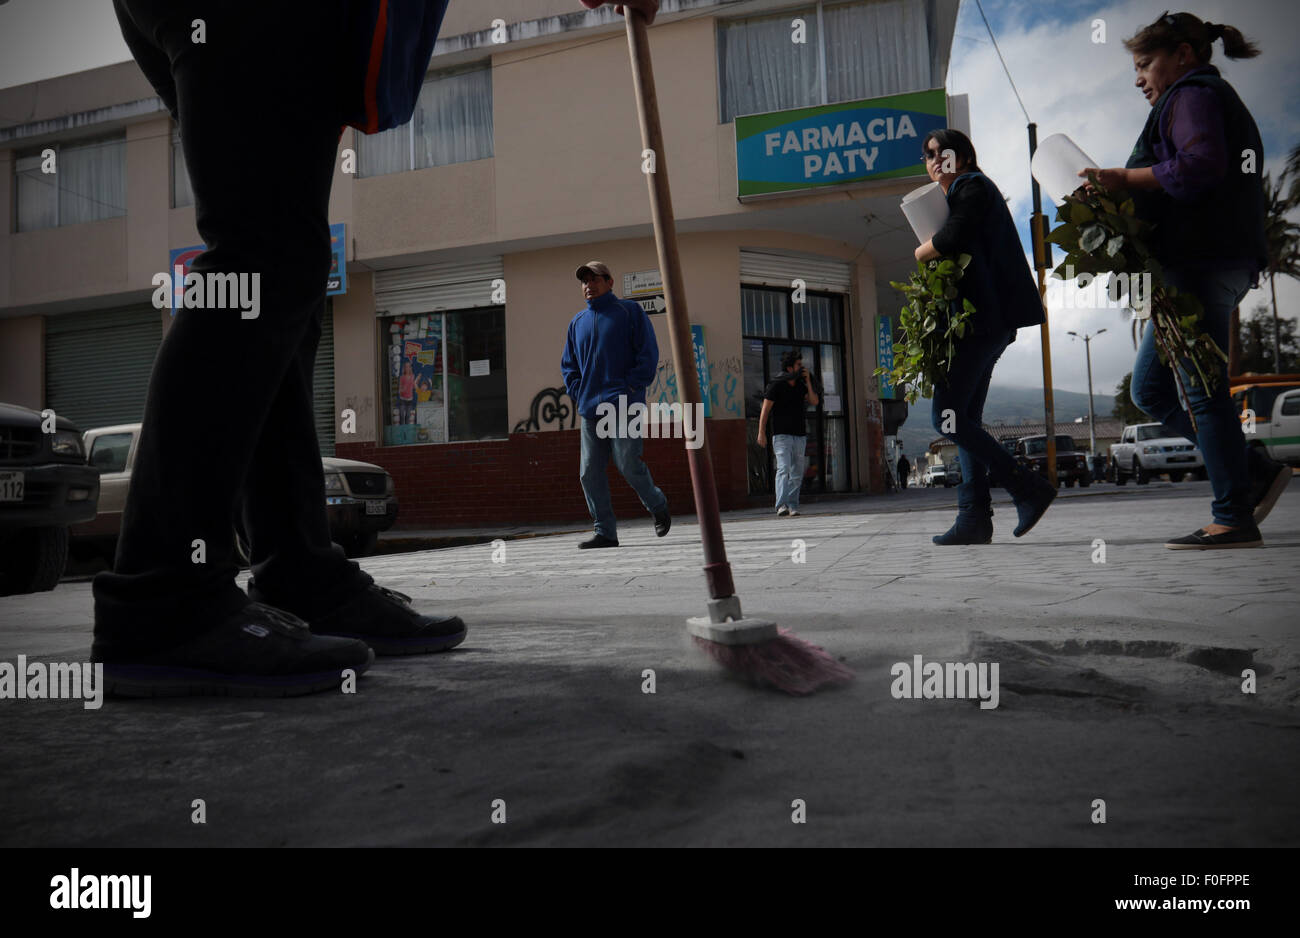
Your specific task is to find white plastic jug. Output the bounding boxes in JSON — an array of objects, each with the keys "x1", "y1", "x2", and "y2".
[
  {"x1": 1031, "y1": 133, "x2": 1098, "y2": 206},
  {"x1": 900, "y1": 182, "x2": 948, "y2": 245}
]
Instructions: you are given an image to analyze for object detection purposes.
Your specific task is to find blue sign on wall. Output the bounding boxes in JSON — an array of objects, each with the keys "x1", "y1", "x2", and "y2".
[{"x1": 877, "y1": 315, "x2": 895, "y2": 399}]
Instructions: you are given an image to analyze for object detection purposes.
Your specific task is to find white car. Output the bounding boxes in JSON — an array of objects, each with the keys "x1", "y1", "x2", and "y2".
[
  {"x1": 1234, "y1": 381, "x2": 1300, "y2": 467},
  {"x1": 923, "y1": 464, "x2": 952, "y2": 487},
  {"x1": 73, "y1": 423, "x2": 397, "y2": 560},
  {"x1": 1109, "y1": 423, "x2": 1205, "y2": 484}
]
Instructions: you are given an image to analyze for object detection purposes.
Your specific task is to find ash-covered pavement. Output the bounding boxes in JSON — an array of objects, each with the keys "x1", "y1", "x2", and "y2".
[{"x1": 2, "y1": 480, "x2": 1297, "y2": 847}]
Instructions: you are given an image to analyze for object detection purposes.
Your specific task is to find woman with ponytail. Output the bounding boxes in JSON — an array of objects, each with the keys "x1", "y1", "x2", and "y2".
[{"x1": 1083, "y1": 11, "x2": 1289, "y2": 550}]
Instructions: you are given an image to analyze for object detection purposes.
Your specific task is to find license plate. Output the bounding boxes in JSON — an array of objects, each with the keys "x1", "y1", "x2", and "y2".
[
  {"x1": 364, "y1": 499, "x2": 387, "y2": 516},
  {"x1": 0, "y1": 471, "x2": 23, "y2": 502},
  {"x1": 1168, "y1": 456, "x2": 1194, "y2": 463}
]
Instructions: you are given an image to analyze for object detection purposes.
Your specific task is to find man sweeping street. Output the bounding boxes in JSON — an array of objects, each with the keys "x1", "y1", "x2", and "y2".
[{"x1": 562, "y1": 261, "x2": 671, "y2": 549}]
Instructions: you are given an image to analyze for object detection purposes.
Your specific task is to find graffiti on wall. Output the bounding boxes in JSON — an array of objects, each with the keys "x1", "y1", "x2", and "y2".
[
  {"x1": 646, "y1": 355, "x2": 743, "y2": 418},
  {"x1": 512, "y1": 386, "x2": 578, "y2": 433}
]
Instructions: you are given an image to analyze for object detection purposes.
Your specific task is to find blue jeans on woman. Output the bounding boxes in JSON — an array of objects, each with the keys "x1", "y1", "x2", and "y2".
[
  {"x1": 1131, "y1": 266, "x2": 1254, "y2": 527},
  {"x1": 931, "y1": 328, "x2": 1021, "y2": 517}
]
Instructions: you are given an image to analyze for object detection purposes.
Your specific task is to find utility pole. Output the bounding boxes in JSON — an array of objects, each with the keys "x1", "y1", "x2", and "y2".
[
  {"x1": 1068, "y1": 328, "x2": 1107, "y2": 456},
  {"x1": 1028, "y1": 123, "x2": 1057, "y2": 485}
]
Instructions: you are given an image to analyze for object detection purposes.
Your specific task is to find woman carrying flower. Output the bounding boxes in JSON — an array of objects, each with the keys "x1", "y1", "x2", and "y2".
[
  {"x1": 1083, "y1": 11, "x2": 1288, "y2": 549},
  {"x1": 914, "y1": 129, "x2": 1057, "y2": 544}
]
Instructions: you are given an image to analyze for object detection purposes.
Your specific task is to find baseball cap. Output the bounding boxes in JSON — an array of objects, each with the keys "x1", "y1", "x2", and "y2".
[{"x1": 575, "y1": 261, "x2": 612, "y2": 281}]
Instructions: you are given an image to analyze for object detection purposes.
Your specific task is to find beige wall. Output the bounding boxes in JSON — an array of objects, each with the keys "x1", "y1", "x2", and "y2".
[
  {"x1": 333, "y1": 272, "x2": 380, "y2": 444},
  {"x1": 0, "y1": 316, "x2": 43, "y2": 409}
]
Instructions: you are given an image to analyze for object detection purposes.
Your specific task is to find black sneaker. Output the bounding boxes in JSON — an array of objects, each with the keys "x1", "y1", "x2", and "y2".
[
  {"x1": 654, "y1": 506, "x2": 671, "y2": 537},
  {"x1": 92, "y1": 602, "x2": 373, "y2": 698},
  {"x1": 1165, "y1": 523, "x2": 1263, "y2": 550},
  {"x1": 305, "y1": 584, "x2": 466, "y2": 656},
  {"x1": 1252, "y1": 458, "x2": 1291, "y2": 525},
  {"x1": 579, "y1": 534, "x2": 619, "y2": 549}
]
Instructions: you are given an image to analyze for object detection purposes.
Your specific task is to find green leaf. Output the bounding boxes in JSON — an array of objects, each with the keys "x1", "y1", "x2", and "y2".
[
  {"x1": 956, "y1": 253, "x2": 972, "y2": 269},
  {"x1": 1069, "y1": 202, "x2": 1096, "y2": 225},
  {"x1": 1105, "y1": 235, "x2": 1125, "y2": 257},
  {"x1": 1045, "y1": 224, "x2": 1078, "y2": 246},
  {"x1": 1079, "y1": 225, "x2": 1106, "y2": 252}
]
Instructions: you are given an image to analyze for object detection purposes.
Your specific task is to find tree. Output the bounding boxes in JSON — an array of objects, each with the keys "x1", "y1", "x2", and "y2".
[
  {"x1": 1264, "y1": 160, "x2": 1300, "y2": 373},
  {"x1": 1238, "y1": 303, "x2": 1300, "y2": 374},
  {"x1": 1112, "y1": 372, "x2": 1146, "y2": 424}
]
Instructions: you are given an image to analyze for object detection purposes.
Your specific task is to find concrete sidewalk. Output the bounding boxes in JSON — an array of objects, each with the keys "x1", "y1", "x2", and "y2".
[{"x1": 2, "y1": 479, "x2": 1297, "y2": 847}]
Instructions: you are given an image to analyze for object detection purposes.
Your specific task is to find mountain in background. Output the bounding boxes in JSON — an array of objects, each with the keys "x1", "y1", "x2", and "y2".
[{"x1": 893, "y1": 385, "x2": 1113, "y2": 461}]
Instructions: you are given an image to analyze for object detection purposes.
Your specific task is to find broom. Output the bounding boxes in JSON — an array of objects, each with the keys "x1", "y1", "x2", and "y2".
[{"x1": 620, "y1": 9, "x2": 852, "y2": 696}]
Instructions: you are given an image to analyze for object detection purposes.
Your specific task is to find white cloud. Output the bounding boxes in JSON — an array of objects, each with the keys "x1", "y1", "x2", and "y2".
[{"x1": 947, "y1": 0, "x2": 1300, "y2": 396}]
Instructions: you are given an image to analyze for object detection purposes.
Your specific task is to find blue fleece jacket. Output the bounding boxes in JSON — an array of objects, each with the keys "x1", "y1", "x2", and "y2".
[{"x1": 561, "y1": 291, "x2": 659, "y2": 420}]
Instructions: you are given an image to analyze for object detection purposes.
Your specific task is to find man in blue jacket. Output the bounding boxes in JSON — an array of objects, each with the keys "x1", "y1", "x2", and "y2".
[{"x1": 562, "y1": 262, "x2": 671, "y2": 548}]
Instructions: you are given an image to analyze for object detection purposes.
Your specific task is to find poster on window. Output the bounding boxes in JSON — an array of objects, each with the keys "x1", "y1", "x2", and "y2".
[{"x1": 385, "y1": 314, "x2": 446, "y2": 444}]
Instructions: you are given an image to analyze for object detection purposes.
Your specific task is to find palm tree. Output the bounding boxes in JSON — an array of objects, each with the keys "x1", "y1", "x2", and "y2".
[{"x1": 1263, "y1": 165, "x2": 1300, "y2": 373}]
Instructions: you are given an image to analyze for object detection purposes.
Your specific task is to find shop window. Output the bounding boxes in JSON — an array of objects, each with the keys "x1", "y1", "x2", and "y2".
[
  {"x1": 381, "y1": 307, "x2": 507, "y2": 445},
  {"x1": 717, "y1": 0, "x2": 933, "y2": 123},
  {"x1": 15, "y1": 134, "x2": 126, "y2": 231},
  {"x1": 359, "y1": 66, "x2": 494, "y2": 178}
]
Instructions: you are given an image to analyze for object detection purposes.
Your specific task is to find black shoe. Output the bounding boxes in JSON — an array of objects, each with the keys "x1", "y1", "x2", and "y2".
[
  {"x1": 303, "y1": 584, "x2": 466, "y2": 655},
  {"x1": 654, "y1": 506, "x2": 671, "y2": 537},
  {"x1": 1009, "y1": 471, "x2": 1056, "y2": 537},
  {"x1": 1165, "y1": 522, "x2": 1262, "y2": 550},
  {"x1": 1251, "y1": 457, "x2": 1291, "y2": 525},
  {"x1": 92, "y1": 602, "x2": 373, "y2": 698},
  {"x1": 579, "y1": 534, "x2": 619, "y2": 549},
  {"x1": 932, "y1": 512, "x2": 993, "y2": 545}
]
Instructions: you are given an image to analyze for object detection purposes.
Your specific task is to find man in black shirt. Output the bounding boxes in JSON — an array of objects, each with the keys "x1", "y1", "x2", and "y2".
[{"x1": 757, "y1": 351, "x2": 819, "y2": 516}]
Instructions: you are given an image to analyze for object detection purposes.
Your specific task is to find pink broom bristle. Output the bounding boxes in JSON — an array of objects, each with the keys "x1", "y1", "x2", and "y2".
[{"x1": 693, "y1": 627, "x2": 853, "y2": 696}]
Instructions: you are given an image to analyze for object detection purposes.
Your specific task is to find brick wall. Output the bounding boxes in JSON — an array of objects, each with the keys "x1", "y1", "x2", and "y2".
[{"x1": 337, "y1": 419, "x2": 749, "y2": 528}]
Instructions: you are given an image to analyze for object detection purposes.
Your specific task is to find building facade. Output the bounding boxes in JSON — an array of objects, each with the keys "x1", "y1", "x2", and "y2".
[{"x1": 0, "y1": 0, "x2": 963, "y2": 527}]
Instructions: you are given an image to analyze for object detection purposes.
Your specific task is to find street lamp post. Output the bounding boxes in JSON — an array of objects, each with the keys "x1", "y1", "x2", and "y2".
[{"x1": 1067, "y1": 328, "x2": 1107, "y2": 456}]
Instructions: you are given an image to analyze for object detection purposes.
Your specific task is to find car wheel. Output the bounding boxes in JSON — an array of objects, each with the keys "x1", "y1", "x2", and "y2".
[
  {"x1": 0, "y1": 526, "x2": 70, "y2": 595},
  {"x1": 343, "y1": 531, "x2": 379, "y2": 558},
  {"x1": 1080, "y1": 475, "x2": 1092, "y2": 487},
  {"x1": 1168, "y1": 470, "x2": 1184, "y2": 483},
  {"x1": 1134, "y1": 459, "x2": 1149, "y2": 485},
  {"x1": 1065, "y1": 477, "x2": 1076, "y2": 488}
]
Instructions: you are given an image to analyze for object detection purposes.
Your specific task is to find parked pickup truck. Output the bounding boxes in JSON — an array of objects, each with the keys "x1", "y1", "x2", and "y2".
[
  {"x1": 0, "y1": 403, "x2": 100, "y2": 594},
  {"x1": 73, "y1": 423, "x2": 398, "y2": 561},
  {"x1": 923, "y1": 464, "x2": 953, "y2": 487},
  {"x1": 1013, "y1": 434, "x2": 1091, "y2": 487},
  {"x1": 1232, "y1": 377, "x2": 1300, "y2": 467},
  {"x1": 1109, "y1": 422, "x2": 1205, "y2": 484}
]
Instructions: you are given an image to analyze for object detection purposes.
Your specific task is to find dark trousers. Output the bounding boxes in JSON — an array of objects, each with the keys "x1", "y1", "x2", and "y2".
[
  {"x1": 931, "y1": 328, "x2": 1021, "y2": 516},
  {"x1": 94, "y1": 1, "x2": 370, "y2": 647}
]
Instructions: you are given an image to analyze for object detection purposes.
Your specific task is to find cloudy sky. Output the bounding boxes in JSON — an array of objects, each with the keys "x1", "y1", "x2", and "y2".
[{"x1": 1, "y1": 0, "x2": 1297, "y2": 398}]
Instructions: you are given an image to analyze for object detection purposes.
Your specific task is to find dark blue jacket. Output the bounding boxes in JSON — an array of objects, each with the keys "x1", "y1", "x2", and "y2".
[
  {"x1": 561, "y1": 292, "x2": 659, "y2": 420},
  {"x1": 342, "y1": 0, "x2": 450, "y2": 134},
  {"x1": 932, "y1": 171, "x2": 1045, "y2": 335}
]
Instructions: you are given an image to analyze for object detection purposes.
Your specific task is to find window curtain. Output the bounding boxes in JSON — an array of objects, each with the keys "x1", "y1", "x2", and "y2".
[
  {"x1": 414, "y1": 67, "x2": 493, "y2": 169},
  {"x1": 15, "y1": 154, "x2": 56, "y2": 232},
  {"x1": 361, "y1": 66, "x2": 493, "y2": 177},
  {"x1": 359, "y1": 119, "x2": 410, "y2": 178},
  {"x1": 719, "y1": 7, "x2": 821, "y2": 123},
  {"x1": 823, "y1": 0, "x2": 932, "y2": 103},
  {"x1": 59, "y1": 136, "x2": 126, "y2": 225}
]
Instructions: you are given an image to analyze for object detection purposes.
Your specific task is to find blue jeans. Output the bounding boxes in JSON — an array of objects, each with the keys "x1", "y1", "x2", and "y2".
[
  {"x1": 1131, "y1": 266, "x2": 1253, "y2": 527},
  {"x1": 772, "y1": 433, "x2": 807, "y2": 510},
  {"x1": 579, "y1": 416, "x2": 667, "y2": 540},
  {"x1": 931, "y1": 328, "x2": 1020, "y2": 516}
]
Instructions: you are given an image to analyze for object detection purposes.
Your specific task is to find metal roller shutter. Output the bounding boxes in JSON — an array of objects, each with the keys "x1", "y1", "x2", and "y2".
[
  {"x1": 44, "y1": 305, "x2": 162, "y2": 430},
  {"x1": 313, "y1": 301, "x2": 335, "y2": 456},
  {"x1": 373, "y1": 257, "x2": 505, "y2": 316},
  {"x1": 739, "y1": 250, "x2": 852, "y2": 293}
]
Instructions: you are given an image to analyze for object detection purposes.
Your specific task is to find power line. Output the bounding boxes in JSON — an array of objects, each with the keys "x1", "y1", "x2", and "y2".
[{"x1": 973, "y1": 0, "x2": 1030, "y2": 124}]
